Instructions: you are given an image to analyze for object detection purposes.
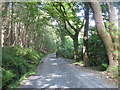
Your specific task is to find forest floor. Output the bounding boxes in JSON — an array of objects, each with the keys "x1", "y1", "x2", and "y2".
[{"x1": 19, "y1": 53, "x2": 118, "y2": 88}]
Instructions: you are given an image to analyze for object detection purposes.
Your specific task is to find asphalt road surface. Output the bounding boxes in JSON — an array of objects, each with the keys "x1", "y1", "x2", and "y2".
[{"x1": 20, "y1": 53, "x2": 118, "y2": 88}]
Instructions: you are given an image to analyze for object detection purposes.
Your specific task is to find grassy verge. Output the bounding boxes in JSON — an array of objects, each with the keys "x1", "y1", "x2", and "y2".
[{"x1": 2, "y1": 46, "x2": 46, "y2": 89}]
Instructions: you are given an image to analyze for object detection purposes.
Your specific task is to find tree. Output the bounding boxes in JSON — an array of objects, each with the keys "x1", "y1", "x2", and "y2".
[
  {"x1": 2, "y1": 2, "x2": 56, "y2": 52},
  {"x1": 44, "y1": 2, "x2": 84, "y2": 61},
  {"x1": 90, "y1": 1, "x2": 118, "y2": 72},
  {"x1": 83, "y1": 2, "x2": 90, "y2": 66},
  {"x1": 0, "y1": 2, "x2": 2, "y2": 47},
  {"x1": 107, "y1": 2, "x2": 119, "y2": 63}
]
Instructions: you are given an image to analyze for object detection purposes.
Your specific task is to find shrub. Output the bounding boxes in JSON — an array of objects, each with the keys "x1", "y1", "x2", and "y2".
[
  {"x1": 58, "y1": 37, "x2": 83, "y2": 59},
  {"x1": 57, "y1": 37, "x2": 74, "y2": 59},
  {"x1": 2, "y1": 68, "x2": 16, "y2": 87},
  {"x1": 88, "y1": 34, "x2": 109, "y2": 71},
  {"x1": 2, "y1": 46, "x2": 45, "y2": 88},
  {"x1": 58, "y1": 46, "x2": 74, "y2": 59}
]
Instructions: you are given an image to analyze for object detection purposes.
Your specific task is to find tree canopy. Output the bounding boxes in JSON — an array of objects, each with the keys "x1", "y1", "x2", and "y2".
[{"x1": 1, "y1": 1, "x2": 120, "y2": 88}]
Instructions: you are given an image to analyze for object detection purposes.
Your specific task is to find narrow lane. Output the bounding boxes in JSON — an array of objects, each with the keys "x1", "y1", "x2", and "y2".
[{"x1": 20, "y1": 53, "x2": 117, "y2": 88}]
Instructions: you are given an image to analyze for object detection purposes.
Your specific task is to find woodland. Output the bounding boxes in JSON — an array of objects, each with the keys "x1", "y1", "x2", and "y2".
[{"x1": 0, "y1": 1, "x2": 120, "y2": 88}]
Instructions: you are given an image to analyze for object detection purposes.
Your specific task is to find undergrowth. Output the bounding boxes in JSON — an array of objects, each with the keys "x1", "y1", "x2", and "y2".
[{"x1": 1, "y1": 46, "x2": 45, "y2": 89}]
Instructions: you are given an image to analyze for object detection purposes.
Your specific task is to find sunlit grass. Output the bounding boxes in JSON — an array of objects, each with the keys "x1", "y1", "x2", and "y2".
[
  {"x1": 73, "y1": 61, "x2": 84, "y2": 66},
  {"x1": 9, "y1": 71, "x2": 37, "y2": 88}
]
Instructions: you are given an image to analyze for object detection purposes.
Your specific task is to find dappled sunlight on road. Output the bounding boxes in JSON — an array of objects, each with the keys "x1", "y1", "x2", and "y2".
[
  {"x1": 21, "y1": 72, "x2": 71, "y2": 88},
  {"x1": 50, "y1": 58, "x2": 56, "y2": 61},
  {"x1": 52, "y1": 63, "x2": 58, "y2": 66},
  {"x1": 51, "y1": 73, "x2": 62, "y2": 77},
  {"x1": 80, "y1": 73, "x2": 94, "y2": 77}
]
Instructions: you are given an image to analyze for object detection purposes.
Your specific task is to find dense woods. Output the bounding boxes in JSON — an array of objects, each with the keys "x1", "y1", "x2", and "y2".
[{"x1": 0, "y1": 1, "x2": 120, "y2": 88}]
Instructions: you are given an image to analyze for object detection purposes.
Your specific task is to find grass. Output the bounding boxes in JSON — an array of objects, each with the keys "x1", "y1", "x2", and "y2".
[
  {"x1": 73, "y1": 61, "x2": 84, "y2": 66},
  {"x1": 9, "y1": 71, "x2": 37, "y2": 88}
]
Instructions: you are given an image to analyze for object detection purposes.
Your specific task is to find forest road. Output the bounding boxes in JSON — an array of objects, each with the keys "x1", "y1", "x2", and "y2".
[{"x1": 20, "y1": 53, "x2": 118, "y2": 88}]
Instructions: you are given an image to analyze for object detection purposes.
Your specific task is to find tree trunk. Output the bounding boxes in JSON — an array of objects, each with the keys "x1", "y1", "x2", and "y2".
[
  {"x1": 83, "y1": 2, "x2": 89, "y2": 67},
  {"x1": 21, "y1": 24, "x2": 25, "y2": 47},
  {"x1": 107, "y1": 2, "x2": 120, "y2": 80},
  {"x1": 118, "y1": 3, "x2": 120, "y2": 81},
  {"x1": 27, "y1": 31, "x2": 30, "y2": 48},
  {"x1": 107, "y1": 2, "x2": 119, "y2": 65},
  {"x1": 18, "y1": 22, "x2": 22, "y2": 46},
  {"x1": 0, "y1": 2, "x2": 2, "y2": 88},
  {"x1": 73, "y1": 35, "x2": 79, "y2": 61},
  {"x1": 9, "y1": 2, "x2": 14, "y2": 46},
  {"x1": 3, "y1": 2, "x2": 10, "y2": 46},
  {"x1": 90, "y1": 2, "x2": 118, "y2": 71},
  {"x1": 0, "y1": 2, "x2": 2, "y2": 47},
  {"x1": 10, "y1": 2, "x2": 14, "y2": 46}
]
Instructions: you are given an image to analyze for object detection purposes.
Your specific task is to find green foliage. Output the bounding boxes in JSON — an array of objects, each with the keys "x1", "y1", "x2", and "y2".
[
  {"x1": 88, "y1": 30, "x2": 109, "y2": 71},
  {"x1": 58, "y1": 36, "x2": 82, "y2": 59},
  {"x1": 9, "y1": 71, "x2": 37, "y2": 88},
  {"x1": 107, "y1": 67, "x2": 120, "y2": 79},
  {"x1": 57, "y1": 37, "x2": 74, "y2": 59},
  {"x1": 58, "y1": 46, "x2": 74, "y2": 59},
  {"x1": 73, "y1": 61, "x2": 84, "y2": 66},
  {"x1": 2, "y1": 46, "x2": 45, "y2": 88},
  {"x1": 2, "y1": 68, "x2": 16, "y2": 87}
]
